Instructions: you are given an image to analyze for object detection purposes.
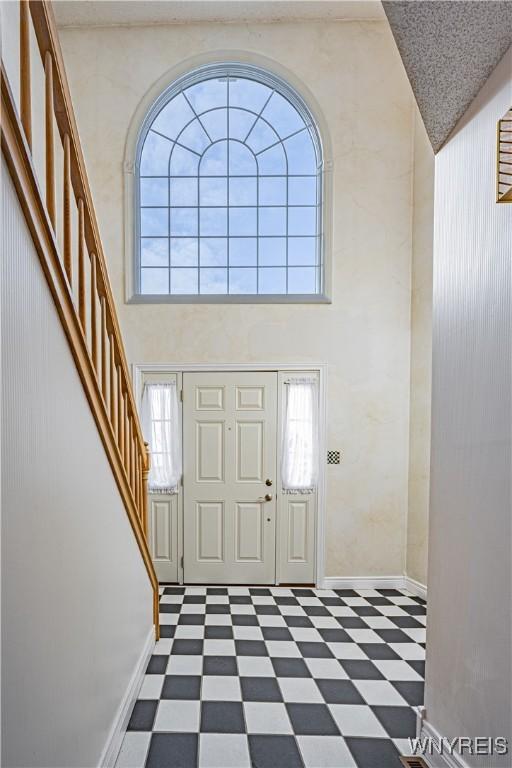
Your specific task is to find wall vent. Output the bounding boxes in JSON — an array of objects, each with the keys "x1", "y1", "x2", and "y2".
[{"x1": 400, "y1": 757, "x2": 429, "y2": 768}]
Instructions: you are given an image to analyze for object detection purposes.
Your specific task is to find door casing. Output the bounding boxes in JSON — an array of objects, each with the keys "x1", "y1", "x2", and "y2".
[{"x1": 134, "y1": 363, "x2": 327, "y2": 587}]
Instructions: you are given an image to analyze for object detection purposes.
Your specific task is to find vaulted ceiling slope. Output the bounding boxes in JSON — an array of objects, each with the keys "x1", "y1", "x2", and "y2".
[
  {"x1": 53, "y1": 1, "x2": 384, "y2": 27},
  {"x1": 383, "y1": 1, "x2": 512, "y2": 153}
]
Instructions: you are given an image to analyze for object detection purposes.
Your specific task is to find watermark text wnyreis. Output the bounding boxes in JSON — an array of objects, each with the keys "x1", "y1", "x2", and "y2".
[{"x1": 408, "y1": 737, "x2": 509, "y2": 756}]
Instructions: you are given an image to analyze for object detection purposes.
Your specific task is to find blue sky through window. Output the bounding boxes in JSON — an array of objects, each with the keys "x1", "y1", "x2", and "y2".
[{"x1": 138, "y1": 67, "x2": 322, "y2": 297}]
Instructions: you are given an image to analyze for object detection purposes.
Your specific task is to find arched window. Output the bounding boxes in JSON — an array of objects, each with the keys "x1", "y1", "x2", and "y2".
[{"x1": 135, "y1": 63, "x2": 324, "y2": 300}]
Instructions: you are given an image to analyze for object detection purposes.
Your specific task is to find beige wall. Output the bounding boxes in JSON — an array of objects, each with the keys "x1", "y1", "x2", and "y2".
[
  {"x1": 424, "y1": 48, "x2": 511, "y2": 765},
  {"x1": 60, "y1": 19, "x2": 422, "y2": 578},
  {"x1": 407, "y1": 111, "x2": 434, "y2": 587},
  {"x1": 1, "y1": 160, "x2": 154, "y2": 768}
]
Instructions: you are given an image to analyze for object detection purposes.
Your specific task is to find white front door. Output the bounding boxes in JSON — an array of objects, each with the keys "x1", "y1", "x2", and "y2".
[{"x1": 183, "y1": 371, "x2": 277, "y2": 584}]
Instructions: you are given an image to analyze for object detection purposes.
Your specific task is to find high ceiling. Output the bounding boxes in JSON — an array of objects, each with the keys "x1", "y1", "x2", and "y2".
[
  {"x1": 53, "y1": 0, "x2": 385, "y2": 28},
  {"x1": 383, "y1": 1, "x2": 512, "y2": 152}
]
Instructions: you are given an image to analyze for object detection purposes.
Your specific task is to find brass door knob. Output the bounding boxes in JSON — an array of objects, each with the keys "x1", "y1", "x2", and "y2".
[
  {"x1": 265, "y1": 493, "x2": 273, "y2": 502},
  {"x1": 265, "y1": 479, "x2": 273, "y2": 486}
]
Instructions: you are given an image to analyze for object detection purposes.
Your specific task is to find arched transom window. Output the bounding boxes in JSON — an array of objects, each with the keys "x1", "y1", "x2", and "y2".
[{"x1": 136, "y1": 64, "x2": 324, "y2": 299}]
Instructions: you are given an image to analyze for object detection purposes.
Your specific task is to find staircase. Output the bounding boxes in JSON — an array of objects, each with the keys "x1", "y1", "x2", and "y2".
[{"x1": 1, "y1": 0, "x2": 159, "y2": 638}]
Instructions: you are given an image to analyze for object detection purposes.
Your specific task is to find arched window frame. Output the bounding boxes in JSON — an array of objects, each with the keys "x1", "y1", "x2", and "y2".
[{"x1": 131, "y1": 62, "x2": 330, "y2": 303}]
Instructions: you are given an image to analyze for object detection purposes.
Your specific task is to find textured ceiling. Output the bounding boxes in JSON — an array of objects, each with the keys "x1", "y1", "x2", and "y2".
[
  {"x1": 53, "y1": 0, "x2": 385, "y2": 28},
  {"x1": 383, "y1": 1, "x2": 512, "y2": 153}
]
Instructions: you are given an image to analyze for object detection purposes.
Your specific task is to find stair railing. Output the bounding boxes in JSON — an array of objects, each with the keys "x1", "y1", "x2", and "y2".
[{"x1": 1, "y1": 0, "x2": 160, "y2": 638}]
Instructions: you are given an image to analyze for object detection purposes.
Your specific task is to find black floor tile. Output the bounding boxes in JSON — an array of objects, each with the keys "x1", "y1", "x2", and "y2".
[
  {"x1": 127, "y1": 700, "x2": 157, "y2": 731},
  {"x1": 248, "y1": 734, "x2": 304, "y2": 768},
  {"x1": 171, "y1": 639, "x2": 204, "y2": 655},
  {"x1": 160, "y1": 604, "x2": 180, "y2": 614},
  {"x1": 207, "y1": 587, "x2": 228, "y2": 595},
  {"x1": 286, "y1": 703, "x2": 340, "y2": 735},
  {"x1": 372, "y1": 705, "x2": 417, "y2": 738},
  {"x1": 283, "y1": 615, "x2": 314, "y2": 628},
  {"x1": 206, "y1": 604, "x2": 230, "y2": 614},
  {"x1": 345, "y1": 737, "x2": 402, "y2": 767},
  {"x1": 296, "y1": 642, "x2": 333, "y2": 658},
  {"x1": 179, "y1": 614, "x2": 205, "y2": 626},
  {"x1": 360, "y1": 643, "x2": 400, "y2": 660},
  {"x1": 200, "y1": 701, "x2": 245, "y2": 733},
  {"x1": 183, "y1": 595, "x2": 206, "y2": 604},
  {"x1": 391, "y1": 680, "x2": 425, "y2": 706},
  {"x1": 316, "y1": 679, "x2": 365, "y2": 705},
  {"x1": 336, "y1": 617, "x2": 368, "y2": 629},
  {"x1": 203, "y1": 655, "x2": 238, "y2": 676},
  {"x1": 232, "y1": 614, "x2": 259, "y2": 626},
  {"x1": 318, "y1": 629, "x2": 351, "y2": 643},
  {"x1": 205, "y1": 625, "x2": 234, "y2": 639},
  {"x1": 390, "y1": 616, "x2": 423, "y2": 629},
  {"x1": 161, "y1": 675, "x2": 201, "y2": 700},
  {"x1": 146, "y1": 733, "x2": 198, "y2": 768},
  {"x1": 235, "y1": 640, "x2": 268, "y2": 656},
  {"x1": 375, "y1": 629, "x2": 414, "y2": 644},
  {"x1": 146, "y1": 655, "x2": 168, "y2": 675},
  {"x1": 240, "y1": 676, "x2": 282, "y2": 702},
  {"x1": 272, "y1": 657, "x2": 311, "y2": 677},
  {"x1": 229, "y1": 595, "x2": 252, "y2": 604},
  {"x1": 159, "y1": 625, "x2": 175, "y2": 638},
  {"x1": 261, "y1": 626, "x2": 293, "y2": 641},
  {"x1": 407, "y1": 660, "x2": 425, "y2": 677},
  {"x1": 340, "y1": 660, "x2": 384, "y2": 680}
]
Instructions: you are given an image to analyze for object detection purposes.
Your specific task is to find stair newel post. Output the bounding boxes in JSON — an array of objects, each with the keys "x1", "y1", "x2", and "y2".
[{"x1": 142, "y1": 441, "x2": 150, "y2": 536}]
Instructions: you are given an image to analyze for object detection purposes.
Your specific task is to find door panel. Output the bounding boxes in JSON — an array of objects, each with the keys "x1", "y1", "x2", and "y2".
[
  {"x1": 184, "y1": 371, "x2": 277, "y2": 584},
  {"x1": 196, "y1": 421, "x2": 225, "y2": 482},
  {"x1": 149, "y1": 494, "x2": 178, "y2": 582}
]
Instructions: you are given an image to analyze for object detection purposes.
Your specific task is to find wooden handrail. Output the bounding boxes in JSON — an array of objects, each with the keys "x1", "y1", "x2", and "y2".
[{"x1": 1, "y1": 0, "x2": 159, "y2": 638}]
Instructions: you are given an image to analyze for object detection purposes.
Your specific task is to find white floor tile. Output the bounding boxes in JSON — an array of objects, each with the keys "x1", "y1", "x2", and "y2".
[
  {"x1": 233, "y1": 626, "x2": 264, "y2": 640},
  {"x1": 402, "y1": 628, "x2": 427, "y2": 643},
  {"x1": 327, "y1": 607, "x2": 357, "y2": 617},
  {"x1": 373, "y1": 660, "x2": 423, "y2": 681},
  {"x1": 353, "y1": 679, "x2": 408, "y2": 706},
  {"x1": 202, "y1": 675, "x2": 242, "y2": 701},
  {"x1": 244, "y1": 702, "x2": 293, "y2": 734},
  {"x1": 115, "y1": 732, "x2": 151, "y2": 768},
  {"x1": 166, "y1": 654, "x2": 203, "y2": 675},
  {"x1": 363, "y1": 616, "x2": 397, "y2": 629},
  {"x1": 138, "y1": 674, "x2": 164, "y2": 699},
  {"x1": 153, "y1": 700, "x2": 201, "y2": 732},
  {"x1": 327, "y1": 643, "x2": 369, "y2": 660},
  {"x1": 297, "y1": 735, "x2": 357, "y2": 768},
  {"x1": 288, "y1": 628, "x2": 323, "y2": 642},
  {"x1": 278, "y1": 677, "x2": 324, "y2": 703},
  {"x1": 199, "y1": 734, "x2": 250, "y2": 767},
  {"x1": 237, "y1": 656, "x2": 275, "y2": 677},
  {"x1": 174, "y1": 626, "x2": 205, "y2": 639},
  {"x1": 305, "y1": 658, "x2": 348, "y2": 680},
  {"x1": 181, "y1": 604, "x2": 206, "y2": 614},
  {"x1": 345, "y1": 629, "x2": 384, "y2": 644},
  {"x1": 205, "y1": 614, "x2": 232, "y2": 625},
  {"x1": 265, "y1": 641, "x2": 301, "y2": 657},
  {"x1": 230, "y1": 604, "x2": 256, "y2": 614},
  {"x1": 328, "y1": 704, "x2": 388, "y2": 737},
  {"x1": 309, "y1": 616, "x2": 345, "y2": 628},
  {"x1": 203, "y1": 639, "x2": 236, "y2": 656},
  {"x1": 278, "y1": 605, "x2": 307, "y2": 616},
  {"x1": 257, "y1": 615, "x2": 286, "y2": 626},
  {"x1": 390, "y1": 643, "x2": 426, "y2": 660}
]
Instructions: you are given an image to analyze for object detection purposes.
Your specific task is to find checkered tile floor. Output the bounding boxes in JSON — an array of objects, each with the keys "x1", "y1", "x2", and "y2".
[{"x1": 116, "y1": 586, "x2": 426, "y2": 768}]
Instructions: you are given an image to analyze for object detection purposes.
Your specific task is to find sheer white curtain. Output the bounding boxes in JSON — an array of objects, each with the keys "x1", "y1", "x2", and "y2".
[
  {"x1": 141, "y1": 382, "x2": 182, "y2": 493},
  {"x1": 281, "y1": 378, "x2": 319, "y2": 493}
]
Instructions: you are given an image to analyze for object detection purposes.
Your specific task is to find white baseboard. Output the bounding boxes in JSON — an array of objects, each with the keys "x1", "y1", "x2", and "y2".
[
  {"x1": 99, "y1": 627, "x2": 155, "y2": 768},
  {"x1": 320, "y1": 575, "x2": 427, "y2": 598},
  {"x1": 415, "y1": 712, "x2": 470, "y2": 768},
  {"x1": 404, "y1": 575, "x2": 428, "y2": 600},
  {"x1": 321, "y1": 575, "x2": 405, "y2": 591}
]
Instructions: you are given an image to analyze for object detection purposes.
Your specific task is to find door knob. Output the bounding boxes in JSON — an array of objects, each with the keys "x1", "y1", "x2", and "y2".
[
  {"x1": 265, "y1": 493, "x2": 273, "y2": 502},
  {"x1": 265, "y1": 478, "x2": 273, "y2": 486}
]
